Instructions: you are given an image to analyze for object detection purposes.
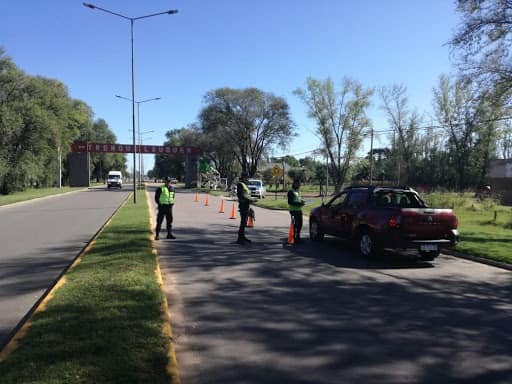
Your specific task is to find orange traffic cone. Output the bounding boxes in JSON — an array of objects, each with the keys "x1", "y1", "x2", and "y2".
[
  {"x1": 194, "y1": 192, "x2": 199, "y2": 202},
  {"x1": 204, "y1": 195, "x2": 209, "y2": 206},
  {"x1": 287, "y1": 222, "x2": 295, "y2": 245},
  {"x1": 247, "y1": 215, "x2": 254, "y2": 228},
  {"x1": 219, "y1": 199, "x2": 225, "y2": 213},
  {"x1": 230, "y1": 203, "x2": 237, "y2": 219}
]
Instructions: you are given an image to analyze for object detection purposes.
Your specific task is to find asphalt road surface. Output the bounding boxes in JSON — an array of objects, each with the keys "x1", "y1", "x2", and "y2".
[
  {"x1": 153, "y1": 188, "x2": 512, "y2": 384},
  {"x1": 0, "y1": 186, "x2": 131, "y2": 349}
]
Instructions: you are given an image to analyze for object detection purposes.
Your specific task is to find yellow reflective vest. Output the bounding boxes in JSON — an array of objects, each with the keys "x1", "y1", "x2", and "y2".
[{"x1": 159, "y1": 185, "x2": 175, "y2": 205}]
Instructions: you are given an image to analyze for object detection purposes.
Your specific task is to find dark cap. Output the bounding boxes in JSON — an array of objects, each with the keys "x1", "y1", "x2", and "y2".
[{"x1": 164, "y1": 176, "x2": 171, "y2": 182}]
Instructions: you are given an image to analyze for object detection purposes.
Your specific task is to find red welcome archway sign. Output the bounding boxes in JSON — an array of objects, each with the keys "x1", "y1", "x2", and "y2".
[{"x1": 71, "y1": 141, "x2": 202, "y2": 156}]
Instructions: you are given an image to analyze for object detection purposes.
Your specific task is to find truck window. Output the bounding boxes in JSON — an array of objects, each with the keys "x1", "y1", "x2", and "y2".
[{"x1": 346, "y1": 191, "x2": 367, "y2": 209}]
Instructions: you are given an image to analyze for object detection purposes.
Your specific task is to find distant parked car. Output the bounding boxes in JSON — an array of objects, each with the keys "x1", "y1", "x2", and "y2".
[
  {"x1": 170, "y1": 177, "x2": 178, "y2": 184},
  {"x1": 247, "y1": 179, "x2": 266, "y2": 199},
  {"x1": 309, "y1": 185, "x2": 459, "y2": 261}
]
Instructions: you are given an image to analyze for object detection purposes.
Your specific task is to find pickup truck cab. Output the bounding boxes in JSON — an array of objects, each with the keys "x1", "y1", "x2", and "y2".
[{"x1": 309, "y1": 186, "x2": 459, "y2": 261}]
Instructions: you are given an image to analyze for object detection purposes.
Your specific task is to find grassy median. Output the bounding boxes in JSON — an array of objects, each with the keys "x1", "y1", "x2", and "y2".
[
  {"x1": 0, "y1": 189, "x2": 174, "y2": 384},
  {"x1": 0, "y1": 187, "x2": 86, "y2": 206}
]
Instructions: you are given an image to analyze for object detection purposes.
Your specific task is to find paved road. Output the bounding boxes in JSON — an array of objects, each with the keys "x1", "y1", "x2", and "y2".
[
  {"x1": 0, "y1": 187, "x2": 131, "y2": 349},
  {"x1": 153, "y1": 188, "x2": 512, "y2": 384}
]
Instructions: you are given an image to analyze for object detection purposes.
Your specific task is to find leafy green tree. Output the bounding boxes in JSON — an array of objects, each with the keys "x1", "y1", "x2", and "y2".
[
  {"x1": 451, "y1": 0, "x2": 512, "y2": 99},
  {"x1": 0, "y1": 48, "x2": 121, "y2": 193},
  {"x1": 294, "y1": 77, "x2": 373, "y2": 192},
  {"x1": 153, "y1": 125, "x2": 201, "y2": 180},
  {"x1": 200, "y1": 88, "x2": 295, "y2": 177},
  {"x1": 198, "y1": 106, "x2": 238, "y2": 183},
  {"x1": 497, "y1": 117, "x2": 512, "y2": 158},
  {"x1": 432, "y1": 75, "x2": 502, "y2": 189},
  {"x1": 379, "y1": 84, "x2": 421, "y2": 184}
]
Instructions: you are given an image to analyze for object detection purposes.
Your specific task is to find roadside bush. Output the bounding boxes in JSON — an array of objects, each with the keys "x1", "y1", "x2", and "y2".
[{"x1": 422, "y1": 192, "x2": 473, "y2": 209}]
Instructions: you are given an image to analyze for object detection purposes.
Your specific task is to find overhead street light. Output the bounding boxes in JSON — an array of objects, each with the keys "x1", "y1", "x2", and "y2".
[
  {"x1": 83, "y1": 3, "x2": 177, "y2": 203},
  {"x1": 115, "y1": 95, "x2": 160, "y2": 186}
]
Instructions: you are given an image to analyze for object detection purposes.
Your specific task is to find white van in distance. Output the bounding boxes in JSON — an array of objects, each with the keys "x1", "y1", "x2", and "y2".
[{"x1": 107, "y1": 171, "x2": 123, "y2": 189}]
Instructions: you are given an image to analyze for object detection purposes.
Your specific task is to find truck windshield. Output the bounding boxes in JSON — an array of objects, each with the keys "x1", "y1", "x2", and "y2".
[
  {"x1": 248, "y1": 180, "x2": 261, "y2": 187},
  {"x1": 109, "y1": 175, "x2": 120, "y2": 180},
  {"x1": 373, "y1": 191, "x2": 425, "y2": 208}
]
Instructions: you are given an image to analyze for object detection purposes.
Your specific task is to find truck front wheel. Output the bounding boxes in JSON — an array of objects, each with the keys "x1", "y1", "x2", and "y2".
[{"x1": 309, "y1": 220, "x2": 324, "y2": 241}]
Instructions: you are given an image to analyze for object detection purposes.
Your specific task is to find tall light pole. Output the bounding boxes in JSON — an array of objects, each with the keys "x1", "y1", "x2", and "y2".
[
  {"x1": 84, "y1": 3, "x2": 177, "y2": 203},
  {"x1": 115, "y1": 95, "x2": 160, "y2": 186}
]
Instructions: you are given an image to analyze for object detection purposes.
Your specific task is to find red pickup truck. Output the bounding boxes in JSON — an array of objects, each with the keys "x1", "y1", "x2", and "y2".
[{"x1": 309, "y1": 186, "x2": 459, "y2": 261}]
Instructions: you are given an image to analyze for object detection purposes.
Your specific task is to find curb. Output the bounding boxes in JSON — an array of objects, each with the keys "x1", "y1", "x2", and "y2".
[
  {"x1": 443, "y1": 249, "x2": 512, "y2": 271},
  {"x1": 0, "y1": 191, "x2": 133, "y2": 361},
  {"x1": 145, "y1": 189, "x2": 181, "y2": 384}
]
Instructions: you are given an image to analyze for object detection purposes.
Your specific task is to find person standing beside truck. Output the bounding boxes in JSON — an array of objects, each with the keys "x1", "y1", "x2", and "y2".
[
  {"x1": 236, "y1": 172, "x2": 256, "y2": 244},
  {"x1": 288, "y1": 179, "x2": 306, "y2": 243},
  {"x1": 154, "y1": 177, "x2": 176, "y2": 240}
]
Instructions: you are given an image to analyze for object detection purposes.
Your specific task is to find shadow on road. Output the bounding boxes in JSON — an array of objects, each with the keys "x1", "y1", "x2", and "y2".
[{"x1": 157, "y1": 221, "x2": 512, "y2": 384}]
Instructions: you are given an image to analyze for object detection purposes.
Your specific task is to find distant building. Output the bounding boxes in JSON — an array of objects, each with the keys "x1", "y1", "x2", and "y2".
[{"x1": 489, "y1": 159, "x2": 512, "y2": 205}]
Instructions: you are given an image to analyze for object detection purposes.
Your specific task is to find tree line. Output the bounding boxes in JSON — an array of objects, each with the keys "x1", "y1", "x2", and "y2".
[
  {"x1": 153, "y1": 0, "x2": 512, "y2": 192},
  {"x1": 3, "y1": 1, "x2": 511, "y2": 194},
  {"x1": 0, "y1": 48, "x2": 126, "y2": 194}
]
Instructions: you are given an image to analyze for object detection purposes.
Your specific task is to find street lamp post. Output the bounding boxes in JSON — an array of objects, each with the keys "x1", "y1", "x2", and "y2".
[
  {"x1": 83, "y1": 3, "x2": 177, "y2": 203},
  {"x1": 116, "y1": 95, "x2": 159, "y2": 186}
]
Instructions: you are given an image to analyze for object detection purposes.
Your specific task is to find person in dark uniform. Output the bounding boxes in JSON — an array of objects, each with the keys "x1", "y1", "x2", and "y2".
[
  {"x1": 288, "y1": 179, "x2": 306, "y2": 243},
  {"x1": 155, "y1": 176, "x2": 176, "y2": 240},
  {"x1": 236, "y1": 172, "x2": 255, "y2": 244}
]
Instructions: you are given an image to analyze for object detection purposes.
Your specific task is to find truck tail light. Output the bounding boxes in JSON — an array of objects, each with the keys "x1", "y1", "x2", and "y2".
[
  {"x1": 439, "y1": 211, "x2": 458, "y2": 228},
  {"x1": 389, "y1": 216, "x2": 401, "y2": 228}
]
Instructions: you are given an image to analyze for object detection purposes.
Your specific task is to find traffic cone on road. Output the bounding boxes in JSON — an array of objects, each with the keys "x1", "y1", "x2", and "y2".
[
  {"x1": 247, "y1": 215, "x2": 254, "y2": 228},
  {"x1": 194, "y1": 192, "x2": 199, "y2": 202},
  {"x1": 204, "y1": 195, "x2": 209, "y2": 206},
  {"x1": 287, "y1": 222, "x2": 295, "y2": 245},
  {"x1": 219, "y1": 199, "x2": 225, "y2": 213},
  {"x1": 230, "y1": 203, "x2": 237, "y2": 219}
]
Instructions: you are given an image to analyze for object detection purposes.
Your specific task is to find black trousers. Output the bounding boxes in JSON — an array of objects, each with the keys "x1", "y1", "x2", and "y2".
[
  {"x1": 156, "y1": 204, "x2": 173, "y2": 234},
  {"x1": 290, "y1": 211, "x2": 303, "y2": 239},
  {"x1": 238, "y1": 204, "x2": 249, "y2": 239}
]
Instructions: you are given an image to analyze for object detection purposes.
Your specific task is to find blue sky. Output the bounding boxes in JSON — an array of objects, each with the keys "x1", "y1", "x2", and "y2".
[{"x1": 1, "y1": 0, "x2": 460, "y2": 172}]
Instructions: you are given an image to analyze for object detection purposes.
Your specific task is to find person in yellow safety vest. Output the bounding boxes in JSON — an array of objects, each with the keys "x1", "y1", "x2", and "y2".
[
  {"x1": 154, "y1": 176, "x2": 176, "y2": 240},
  {"x1": 236, "y1": 171, "x2": 256, "y2": 244},
  {"x1": 288, "y1": 179, "x2": 306, "y2": 243}
]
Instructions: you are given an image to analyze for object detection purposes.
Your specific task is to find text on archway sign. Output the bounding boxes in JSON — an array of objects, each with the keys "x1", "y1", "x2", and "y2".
[{"x1": 71, "y1": 141, "x2": 202, "y2": 156}]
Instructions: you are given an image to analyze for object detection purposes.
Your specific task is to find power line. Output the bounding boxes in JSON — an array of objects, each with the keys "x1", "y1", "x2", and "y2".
[
  {"x1": 278, "y1": 115, "x2": 512, "y2": 160},
  {"x1": 372, "y1": 115, "x2": 512, "y2": 135}
]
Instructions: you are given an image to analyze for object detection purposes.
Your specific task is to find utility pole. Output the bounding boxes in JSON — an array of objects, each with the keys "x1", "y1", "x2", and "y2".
[
  {"x1": 326, "y1": 153, "x2": 329, "y2": 196},
  {"x1": 282, "y1": 158, "x2": 285, "y2": 192},
  {"x1": 369, "y1": 128, "x2": 374, "y2": 185}
]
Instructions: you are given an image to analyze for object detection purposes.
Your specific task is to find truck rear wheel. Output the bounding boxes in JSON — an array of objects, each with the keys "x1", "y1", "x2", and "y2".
[{"x1": 358, "y1": 229, "x2": 381, "y2": 258}]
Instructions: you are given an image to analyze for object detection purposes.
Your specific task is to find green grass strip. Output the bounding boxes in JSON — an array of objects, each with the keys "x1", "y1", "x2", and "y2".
[
  {"x1": 0, "y1": 187, "x2": 85, "y2": 206},
  {"x1": 0, "y1": 190, "x2": 173, "y2": 384},
  {"x1": 455, "y1": 209, "x2": 512, "y2": 264}
]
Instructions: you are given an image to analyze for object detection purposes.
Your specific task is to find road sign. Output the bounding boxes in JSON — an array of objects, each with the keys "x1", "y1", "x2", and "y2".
[{"x1": 272, "y1": 165, "x2": 281, "y2": 177}]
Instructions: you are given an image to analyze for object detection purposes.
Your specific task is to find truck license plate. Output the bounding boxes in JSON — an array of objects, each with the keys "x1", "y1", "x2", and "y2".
[{"x1": 420, "y1": 244, "x2": 438, "y2": 252}]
